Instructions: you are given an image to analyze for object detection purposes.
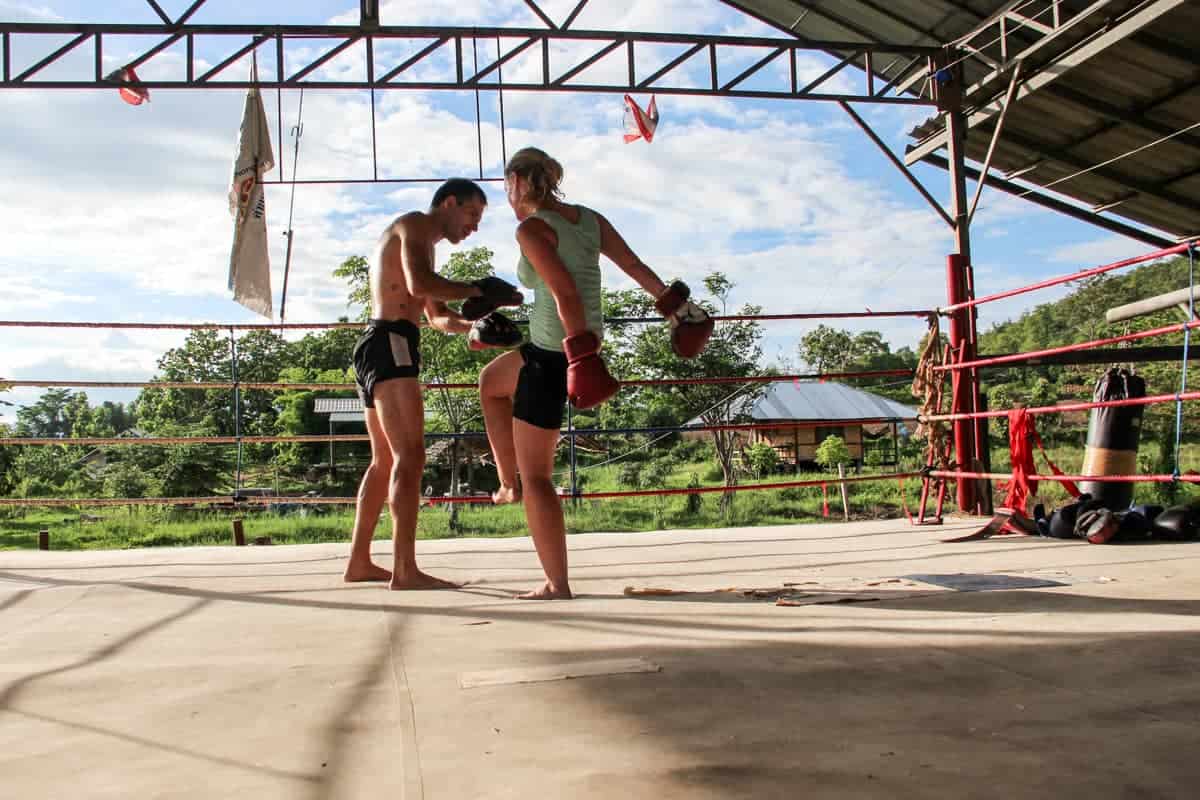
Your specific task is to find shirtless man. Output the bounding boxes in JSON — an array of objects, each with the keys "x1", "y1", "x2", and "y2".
[{"x1": 342, "y1": 178, "x2": 523, "y2": 589}]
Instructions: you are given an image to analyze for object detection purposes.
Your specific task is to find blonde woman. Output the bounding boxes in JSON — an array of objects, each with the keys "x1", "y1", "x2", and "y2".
[{"x1": 478, "y1": 147, "x2": 713, "y2": 599}]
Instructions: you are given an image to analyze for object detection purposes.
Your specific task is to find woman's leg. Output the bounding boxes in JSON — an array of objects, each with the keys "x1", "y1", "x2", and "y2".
[
  {"x1": 513, "y1": 418, "x2": 572, "y2": 599},
  {"x1": 479, "y1": 350, "x2": 524, "y2": 504}
]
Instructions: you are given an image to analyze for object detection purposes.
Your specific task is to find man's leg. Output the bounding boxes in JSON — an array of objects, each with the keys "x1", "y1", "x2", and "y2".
[
  {"x1": 513, "y1": 419, "x2": 572, "y2": 600},
  {"x1": 373, "y1": 378, "x2": 458, "y2": 590},
  {"x1": 479, "y1": 349, "x2": 523, "y2": 504},
  {"x1": 343, "y1": 408, "x2": 393, "y2": 582}
]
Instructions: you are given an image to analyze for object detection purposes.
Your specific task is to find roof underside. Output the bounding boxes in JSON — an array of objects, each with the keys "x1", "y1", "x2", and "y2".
[{"x1": 727, "y1": 0, "x2": 1200, "y2": 241}]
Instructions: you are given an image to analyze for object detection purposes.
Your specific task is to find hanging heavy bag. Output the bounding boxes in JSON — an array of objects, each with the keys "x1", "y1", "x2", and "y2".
[{"x1": 1079, "y1": 368, "x2": 1146, "y2": 511}]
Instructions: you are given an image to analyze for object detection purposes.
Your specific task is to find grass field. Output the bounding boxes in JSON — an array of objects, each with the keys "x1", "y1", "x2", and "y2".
[{"x1": 3, "y1": 441, "x2": 1196, "y2": 552}]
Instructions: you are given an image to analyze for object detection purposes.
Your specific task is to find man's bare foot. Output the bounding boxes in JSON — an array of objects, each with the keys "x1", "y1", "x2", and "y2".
[
  {"x1": 389, "y1": 570, "x2": 461, "y2": 591},
  {"x1": 343, "y1": 561, "x2": 392, "y2": 582},
  {"x1": 517, "y1": 581, "x2": 573, "y2": 600},
  {"x1": 492, "y1": 484, "x2": 522, "y2": 505}
]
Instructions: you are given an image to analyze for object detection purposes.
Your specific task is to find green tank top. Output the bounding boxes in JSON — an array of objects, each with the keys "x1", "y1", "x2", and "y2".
[{"x1": 516, "y1": 205, "x2": 604, "y2": 351}]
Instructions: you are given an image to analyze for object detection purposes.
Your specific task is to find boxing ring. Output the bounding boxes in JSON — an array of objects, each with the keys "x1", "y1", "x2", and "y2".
[{"x1": 1, "y1": 236, "x2": 1196, "y2": 534}]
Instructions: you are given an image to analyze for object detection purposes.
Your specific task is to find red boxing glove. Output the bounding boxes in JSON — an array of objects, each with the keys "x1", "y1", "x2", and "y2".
[
  {"x1": 654, "y1": 281, "x2": 714, "y2": 359},
  {"x1": 563, "y1": 331, "x2": 620, "y2": 410}
]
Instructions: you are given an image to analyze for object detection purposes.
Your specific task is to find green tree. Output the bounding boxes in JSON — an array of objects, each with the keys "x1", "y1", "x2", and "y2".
[
  {"x1": 15, "y1": 388, "x2": 76, "y2": 437},
  {"x1": 605, "y1": 271, "x2": 767, "y2": 512},
  {"x1": 332, "y1": 254, "x2": 371, "y2": 321},
  {"x1": 134, "y1": 329, "x2": 235, "y2": 434},
  {"x1": 0, "y1": 421, "x2": 15, "y2": 494},
  {"x1": 798, "y1": 325, "x2": 854, "y2": 373},
  {"x1": 273, "y1": 366, "x2": 357, "y2": 473},
  {"x1": 140, "y1": 425, "x2": 231, "y2": 496},
  {"x1": 815, "y1": 435, "x2": 851, "y2": 471},
  {"x1": 102, "y1": 459, "x2": 151, "y2": 499},
  {"x1": 292, "y1": 324, "x2": 362, "y2": 374},
  {"x1": 745, "y1": 441, "x2": 779, "y2": 478}
]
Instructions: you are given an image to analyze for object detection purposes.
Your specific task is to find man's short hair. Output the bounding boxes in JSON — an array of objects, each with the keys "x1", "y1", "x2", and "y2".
[{"x1": 431, "y1": 178, "x2": 487, "y2": 209}]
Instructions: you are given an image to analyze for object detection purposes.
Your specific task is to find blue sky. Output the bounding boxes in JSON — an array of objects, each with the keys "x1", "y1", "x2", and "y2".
[{"x1": 0, "y1": 0, "x2": 1157, "y2": 424}]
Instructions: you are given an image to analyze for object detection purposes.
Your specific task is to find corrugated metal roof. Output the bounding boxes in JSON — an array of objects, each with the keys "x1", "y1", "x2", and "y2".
[
  {"x1": 313, "y1": 398, "x2": 361, "y2": 414},
  {"x1": 746, "y1": 381, "x2": 918, "y2": 421},
  {"x1": 728, "y1": 0, "x2": 1200, "y2": 241}
]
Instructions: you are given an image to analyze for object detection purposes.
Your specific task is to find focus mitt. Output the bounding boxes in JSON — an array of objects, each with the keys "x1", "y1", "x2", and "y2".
[
  {"x1": 462, "y1": 276, "x2": 524, "y2": 320},
  {"x1": 468, "y1": 312, "x2": 524, "y2": 351}
]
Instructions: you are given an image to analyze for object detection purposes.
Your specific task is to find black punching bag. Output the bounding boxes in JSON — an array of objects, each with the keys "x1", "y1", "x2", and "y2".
[{"x1": 1079, "y1": 368, "x2": 1145, "y2": 511}]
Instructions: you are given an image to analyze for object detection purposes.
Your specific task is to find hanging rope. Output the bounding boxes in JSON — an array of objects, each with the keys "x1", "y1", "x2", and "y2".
[
  {"x1": 496, "y1": 36, "x2": 507, "y2": 167},
  {"x1": 911, "y1": 313, "x2": 951, "y2": 469},
  {"x1": 278, "y1": 87, "x2": 305, "y2": 324},
  {"x1": 472, "y1": 37, "x2": 484, "y2": 179}
]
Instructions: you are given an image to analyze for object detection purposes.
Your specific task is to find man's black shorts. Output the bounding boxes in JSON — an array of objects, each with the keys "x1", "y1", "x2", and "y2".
[
  {"x1": 352, "y1": 319, "x2": 421, "y2": 408},
  {"x1": 513, "y1": 343, "x2": 567, "y2": 430}
]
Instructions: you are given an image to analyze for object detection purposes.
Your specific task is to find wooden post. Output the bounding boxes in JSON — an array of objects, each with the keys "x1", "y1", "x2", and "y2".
[
  {"x1": 38, "y1": 529, "x2": 49, "y2": 551},
  {"x1": 837, "y1": 464, "x2": 850, "y2": 521},
  {"x1": 232, "y1": 518, "x2": 246, "y2": 546}
]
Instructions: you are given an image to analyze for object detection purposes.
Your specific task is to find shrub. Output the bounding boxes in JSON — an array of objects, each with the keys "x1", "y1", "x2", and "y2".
[
  {"x1": 745, "y1": 442, "x2": 779, "y2": 478},
  {"x1": 617, "y1": 462, "x2": 643, "y2": 488},
  {"x1": 815, "y1": 436, "x2": 850, "y2": 470},
  {"x1": 685, "y1": 473, "x2": 703, "y2": 515}
]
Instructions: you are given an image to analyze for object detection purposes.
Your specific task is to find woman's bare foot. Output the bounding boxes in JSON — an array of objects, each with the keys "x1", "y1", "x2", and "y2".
[
  {"x1": 343, "y1": 561, "x2": 392, "y2": 583},
  {"x1": 492, "y1": 484, "x2": 522, "y2": 505},
  {"x1": 389, "y1": 570, "x2": 461, "y2": 591},
  {"x1": 518, "y1": 581, "x2": 573, "y2": 600}
]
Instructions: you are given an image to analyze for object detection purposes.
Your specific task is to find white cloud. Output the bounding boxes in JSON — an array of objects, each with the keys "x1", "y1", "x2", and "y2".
[
  {"x1": 1043, "y1": 235, "x2": 1158, "y2": 268},
  {"x1": 0, "y1": 1, "x2": 61, "y2": 22}
]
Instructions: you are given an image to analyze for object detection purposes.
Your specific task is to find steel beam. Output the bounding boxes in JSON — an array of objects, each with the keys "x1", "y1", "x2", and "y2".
[
  {"x1": 839, "y1": 101, "x2": 954, "y2": 229},
  {"x1": 920, "y1": 153, "x2": 1176, "y2": 249},
  {"x1": 1008, "y1": 76, "x2": 1200, "y2": 175},
  {"x1": 905, "y1": 0, "x2": 1188, "y2": 164},
  {"x1": 0, "y1": 23, "x2": 937, "y2": 103}
]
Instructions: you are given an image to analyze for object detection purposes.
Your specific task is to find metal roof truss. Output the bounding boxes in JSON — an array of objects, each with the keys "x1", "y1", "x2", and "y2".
[{"x1": 0, "y1": 20, "x2": 937, "y2": 104}]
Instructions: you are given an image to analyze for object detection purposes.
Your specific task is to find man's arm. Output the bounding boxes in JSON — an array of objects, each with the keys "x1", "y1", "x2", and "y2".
[
  {"x1": 391, "y1": 217, "x2": 480, "y2": 301},
  {"x1": 422, "y1": 299, "x2": 473, "y2": 335}
]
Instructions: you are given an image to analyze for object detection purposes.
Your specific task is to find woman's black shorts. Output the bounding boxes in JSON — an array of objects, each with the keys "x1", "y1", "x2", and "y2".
[{"x1": 513, "y1": 343, "x2": 568, "y2": 430}]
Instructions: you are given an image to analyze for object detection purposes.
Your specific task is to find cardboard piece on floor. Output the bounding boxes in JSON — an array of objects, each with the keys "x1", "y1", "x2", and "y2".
[
  {"x1": 775, "y1": 589, "x2": 947, "y2": 606},
  {"x1": 459, "y1": 658, "x2": 661, "y2": 689},
  {"x1": 902, "y1": 573, "x2": 1068, "y2": 591}
]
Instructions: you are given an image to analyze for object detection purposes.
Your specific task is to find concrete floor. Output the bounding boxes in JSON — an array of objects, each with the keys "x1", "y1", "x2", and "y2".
[{"x1": 2, "y1": 517, "x2": 1200, "y2": 799}]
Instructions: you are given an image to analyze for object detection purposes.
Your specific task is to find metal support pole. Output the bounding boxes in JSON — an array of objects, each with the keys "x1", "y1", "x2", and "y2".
[
  {"x1": 229, "y1": 327, "x2": 244, "y2": 495},
  {"x1": 567, "y1": 403, "x2": 578, "y2": 501},
  {"x1": 945, "y1": 253, "x2": 975, "y2": 513},
  {"x1": 939, "y1": 47, "x2": 989, "y2": 514}
]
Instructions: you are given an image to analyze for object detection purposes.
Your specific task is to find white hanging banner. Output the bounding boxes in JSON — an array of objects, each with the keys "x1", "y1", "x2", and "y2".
[{"x1": 227, "y1": 58, "x2": 276, "y2": 318}]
